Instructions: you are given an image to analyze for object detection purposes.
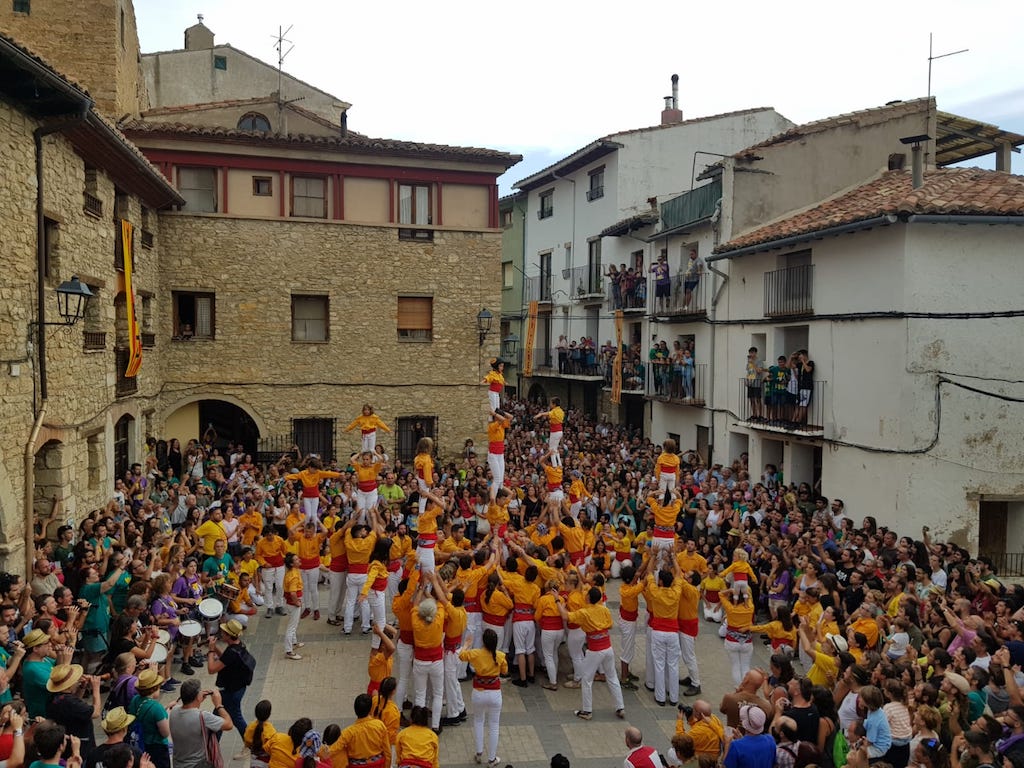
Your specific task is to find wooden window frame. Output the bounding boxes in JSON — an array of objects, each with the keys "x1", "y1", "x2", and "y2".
[
  {"x1": 290, "y1": 176, "x2": 327, "y2": 219},
  {"x1": 538, "y1": 190, "x2": 554, "y2": 219},
  {"x1": 177, "y1": 166, "x2": 217, "y2": 213},
  {"x1": 171, "y1": 291, "x2": 216, "y2": 340},
  {"x1": 398, "y1": 183, "x2": 432, "y2": 226},
  {"x1": 291, "y1": 294, "x2": 329, "y2": 343},
  {"x1": 397, "y1": 295, "x2": 433, "y2": 342},
  {"x1": 252, "y1": 176, "x2": 273, "y2": 197}
]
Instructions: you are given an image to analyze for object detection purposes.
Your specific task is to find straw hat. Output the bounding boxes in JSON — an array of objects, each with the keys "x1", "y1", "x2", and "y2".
[
  {"x1": 46, "y1": 663, "x2": 84, "y2": 693},
  {"x1": 137, "y1": 668, "x2": 164, "y2": 692},
  {"x1": 219, "y1": 619, "x2": 244, "y2": 639},
  {"x1": 22, "y1": 628, "x2": 50, "y2": 649},
  {"x1": 101, "y1": 707, "x2": 136, "y2": 734}
]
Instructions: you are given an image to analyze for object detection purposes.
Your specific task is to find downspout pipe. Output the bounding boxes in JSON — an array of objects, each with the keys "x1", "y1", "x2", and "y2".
[{"x1": 27, "y1": 105, "x2": 90, "y2": 577}]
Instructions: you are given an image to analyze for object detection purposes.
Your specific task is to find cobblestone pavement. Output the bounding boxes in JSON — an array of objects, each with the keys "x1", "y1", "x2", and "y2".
[{"x1": 187, "y1": 581, "x2": 772, "y2": 768}]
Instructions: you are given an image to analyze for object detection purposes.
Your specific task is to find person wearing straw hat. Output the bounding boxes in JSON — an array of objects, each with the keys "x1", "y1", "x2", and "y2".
[
  {"x1": 22, "y1": 627, "x2": 72, "y2": 718},
  {"x1": 206, "y1": 619, "x2": 254, "y2": 744},
  {"x1": 86, "y1": 707, "x2": 141, "y2": 768},
  {"x1": 46, "y1": 662, "x2": 102, "y2": 759},
  {"x1": 127, "y1": 669, "x2": 171, "y2": 768}
]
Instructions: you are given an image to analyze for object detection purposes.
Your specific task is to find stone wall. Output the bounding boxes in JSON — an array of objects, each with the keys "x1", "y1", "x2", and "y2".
[
  {"x1": 0, "y1": 0, "x2": 147, "y2": 117},
  {"x1": 0, "y1": 99, "x2": 159, "y2": 570},
  {"x1": 153, "y1": 213, "x2": 503, "y2": 462}
]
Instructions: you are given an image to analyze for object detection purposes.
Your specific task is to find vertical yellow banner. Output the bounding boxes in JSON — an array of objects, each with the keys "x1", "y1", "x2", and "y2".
[
  {"x1": 122, "y1": 220, "x2": 143, "y2": 378},
  {"x1": 522, "y1": 301, "x2": 538, "y2": 378},
  {"x1": 611, "y1": 309, "x2": 623, "y2": 404}
]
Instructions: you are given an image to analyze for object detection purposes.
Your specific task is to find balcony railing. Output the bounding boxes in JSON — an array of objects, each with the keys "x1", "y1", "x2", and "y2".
[
  {"x1": 586, "y1": 185, "x2": 604, "y2": 201},
  {"x1": 651, "y1": 274, "x2": 709, "y2": 318},
  {"x1": 647, "y1": 361, "x2": 707, "y2": 405},
  {"x1": 737, "y1": 377, "x2": 826, "y2": 436},
  {"x1": 567, "y1": 265, "x2": 603, "y2": 299},
  {"x1": 978, "y1": 551, "x2": 1024, "y2": 577},
  {"x1": 525, "y1": 275, "x2": 553, "y2": 303},
  {"x1": 609, "y1": 273, "x2": 647, "y2": 311},
  {"x1": 114, "y1": 348, "x2": 138, "y2": 397},
  {"x1": 82, "y1": 331, "x2": 106, "y2": 351},
  {"x1": 764, "y1": 264, "x2": 814, "y2": 317}
]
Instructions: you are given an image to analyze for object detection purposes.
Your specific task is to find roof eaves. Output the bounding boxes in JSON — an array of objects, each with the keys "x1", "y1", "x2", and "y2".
[{"x1": 513, "y1": 140, "x2": 623, "y2": 191}]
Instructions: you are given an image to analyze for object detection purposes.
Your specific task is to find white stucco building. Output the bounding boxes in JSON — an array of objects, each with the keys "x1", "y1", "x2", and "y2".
[{"x1": 512, "y1": 90, "x2": 792, "y2": 422}]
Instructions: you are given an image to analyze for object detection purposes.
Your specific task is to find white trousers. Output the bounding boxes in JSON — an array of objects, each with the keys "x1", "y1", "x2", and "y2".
[
  {"x1": 412, "y1": 658, "x2": 444, "y2": 729},
  {"x1": 284, "y1": 603, "x2": 301, "y2": 653},
  {"x1": 385, "y1": 569, "x2": 401, "y2": 622},
  {"x1": 366, "y1": 589, "x2": 386, "y2": 647},
  {"x1": 361, "y1": 432, "x2": 377, "y2": 453},
  {"x1": 548, "y1": 432, "x2": 562, "y2": 465},
  {"x1": 703, "y1": 601, "x2": 723, "y2": 622},
  {"x1": 488, "y1": 391, "x2": 500, "y2": 413},
  {"x1": 657, "y1": 472, "x2": 678, "y2": 493},
  {"x1": 566, "y1": 628, "x2": 585, "y2": 682},
  {"x1": 471, "y1": 688, "x2": 502, "y2": 762},
  {"x1": 301, "y1": 496, "x2": 319, "y2": 523},
  {"x1": 416, "y1": 545, "x2": 436, "y2": 575},
  {"x1": 486, "y1": 453, "x2": 505, "y2": 498},
  {"x1": 460, "y1": 612, "x2": 483, "y2": 676},
  {"x1": 724, "y1": 639, "x2": 754, "y2": 686},
  {"x1": 679, "y1": 631, "x2": 700, "y2": 687},
  {"x1": 651, "y1": 629, "x2": 681, "y2": 704},
  {"x1": 645, "y1": 624, "x2": 656, "y2": 689},
  {"x1": 327, "y1": 570, "x2": 346, "y2": 621},
  {"x1": 580, "y1": 646, "x2": 623, "y2": 713},
  {"x1": 301, "y1": 568, "x2": 319, "y2": 610},
  {"x1": 227, "y1": 612, "x2": 250, "y2": 627},
  {"x1": 540, "y1": 629, "x2": 563, "y2": 685},
  {"x1": 484, "y1": 619, "x2": 509, "y2": 655},
  {"x1": 444, "y1": 649, "x2": 466, "y2": 718},
  {"x1": 417, "y1": 478, "x2": 429, "y2": 515},
  {"x1": 619, "y1": 618, "x2": 637, "y2": 665},
  {"x1": 356, "y1": 488, "x2": 379, "y2": 516},
  {"x1": 394, "y1": 640, "x2": 414, "y2": 707},
  {"x1": 261, "y1": 565, "x2": 284, "y2": 609},
  {"x1": 344, "y1": 573, "x2": 370, "y2": 632},
  {"x1": 512, "y1": 620, "x2": 535, "y2": 656}
]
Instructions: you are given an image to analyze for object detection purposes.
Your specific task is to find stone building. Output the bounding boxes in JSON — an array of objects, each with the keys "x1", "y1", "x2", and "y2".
[{"x1": 0, "y1": 5, "x2": 518, "y2": 574}]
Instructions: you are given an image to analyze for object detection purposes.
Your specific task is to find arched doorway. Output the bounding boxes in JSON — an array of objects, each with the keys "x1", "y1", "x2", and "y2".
[
  {"x1": 527, "y1": 382, "x2": 548, "y2": 404},
  {"x1": 164, "y1": 399, "x2": 260, "y2": 457},
  {"x1": 114, "y1": 414, "x2": 134, "y2": 480}
]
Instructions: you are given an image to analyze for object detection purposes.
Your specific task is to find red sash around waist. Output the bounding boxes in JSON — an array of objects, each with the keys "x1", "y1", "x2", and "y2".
[
  {"x1": 549, "y1": 423, "x2": 562, "y2": 433},
  {"x1": 399, "y1": 630, "x2": 414, "y2": 645},
  {"x1": 400, "y1": 759, "x2": 435, "y2": 768},
  {"x1": 705, "y1": 590, "x2": 720, "y2": 604},
  {"x1": 349, "y1": 563, "x2": 370, "y2": 575},
  {"x1": 371, "y1": 577, "x2": 387, "y2": 591},
  {"x1": 300, "y1": 557, "x2": 321, "y2": 569},
  {"x1": 547, "y1": 483, "x2": 561, "y2": 492},
  {"x1": 357, "y1": 480, "x2": 378, "y2": 492},
  {"x1": 301, "y1": 486, "x2": 319, "y2": 498},
  {"x1": 464, "y1": 598, "x2": 480, "y2": 612},
  {"x1": 483, "y1": 612, "x2": 507, "y2": 627},
  {"x1": 443, "y1": 636, "x2": 461, "y2": 651},
  {"x1": 540, "y1": 616, "x2": 564, "y2": 630},
  {"x1": 417, "y1": 532, "x2": 437, "y2": 549},
  {"x1": 474, "y1": 675, "x2": 500, "y2": 690},
  {"x1": 679, "y1": 617, "x2": 699, "y2": 636},
  {"x1": 360, "y1": 428, "x2": 376, "y2": 435},
  {"x1": 616, "y1": 551, "x2": 632, "y2": 562},
  {"x1": 569, "y1": 550, "x2": 585, "y2": 566},
  {"x1": 653, "y1": 525, "x2": 675, "y2": 539},
  {"x1": 650, "y1": 617, "x2": 679, "y2": 633},
  {"x1": 586, "y1": 629, "x2": 611, "y2": 651},
  {"x1": 414, "y1": 644, "x2": 443, "y2": 662},
  {"x1": 329, "y1": 555, "x2": 348, "y2": 573},
  {"x1": 489, "y1": 382, "x2": 502, "y2": 392},
  {"x1": 347, "y1": 755, "x2": 385, "y2": 768},
  {"x1": 263, "y1": 555, "x2": 284, "y2": 568},
  {"x1": 619, "y1": 606, "x2": 638, "y2": 622},
  {"x1": 513, "y1": 603, "x2": 534, "y2": 622},
  {"x1": 488, "y1": 442, "x2": 504, "y2": 454},
  {"x1": 388, "y1": 559, "x2": 402, "y2": 573}
]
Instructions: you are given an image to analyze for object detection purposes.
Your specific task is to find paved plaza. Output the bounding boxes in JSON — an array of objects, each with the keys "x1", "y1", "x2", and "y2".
[{"x1": 192, "y1": 580, "x2": 773, "y2": 768}]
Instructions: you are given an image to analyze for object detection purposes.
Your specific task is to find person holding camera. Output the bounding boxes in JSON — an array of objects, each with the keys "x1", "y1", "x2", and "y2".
[
  {"x1": 168, "y1": 679, "x2": 233, "y2": 768},
  {"x1": 675, "y1": 700, "x2": 725, "y2": 759}
]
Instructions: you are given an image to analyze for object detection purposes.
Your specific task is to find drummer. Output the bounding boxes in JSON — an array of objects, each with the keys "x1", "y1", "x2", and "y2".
[
  {"x1": 202, "y1": 539, "x2": 235, "y2": 590},
  {"x1": 226, "y1": 572, "x2": 258, "y2": 628},
  {"x1": 152, "y1": 572, "x2": 192, "y2": 683}
]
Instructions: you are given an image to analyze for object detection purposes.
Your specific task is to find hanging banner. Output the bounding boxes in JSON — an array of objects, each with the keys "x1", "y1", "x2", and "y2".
[
  {"x1": 611, "y1": 309, "x2": 624, "y2": 404},
  {"x1": 522, "y1": 301, "x2": 538, "y2": 377},
  {"x1": 121, "y1": 220, "x2": 143, "y2": 378}
]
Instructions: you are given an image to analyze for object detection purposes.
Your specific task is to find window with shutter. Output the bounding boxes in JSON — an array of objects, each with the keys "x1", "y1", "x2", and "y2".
[
  {"x1": 292, "y1": 295, "x2": 329, "y2": 342},
  {"x1": 397, "y1": 296, "x2": 432, "y2": 341}
]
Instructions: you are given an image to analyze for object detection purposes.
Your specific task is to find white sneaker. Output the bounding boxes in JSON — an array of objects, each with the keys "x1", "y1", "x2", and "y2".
[{"x1": 286, "y1": 651, "x2": 302, "y2": 660}]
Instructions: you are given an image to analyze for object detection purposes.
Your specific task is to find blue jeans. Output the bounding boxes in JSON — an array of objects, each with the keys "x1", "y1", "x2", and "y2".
[{"x1": 219, "y1": 686, "x2": 248, "y2": 734}]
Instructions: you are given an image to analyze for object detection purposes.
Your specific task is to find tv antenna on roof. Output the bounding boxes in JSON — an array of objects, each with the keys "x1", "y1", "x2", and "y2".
[
  {"x1": 927, "y1": 32, "x2": 968, "y2": 100},
  {"x1": 272, "y1": 25, "x2": 294, "y2": 96}
]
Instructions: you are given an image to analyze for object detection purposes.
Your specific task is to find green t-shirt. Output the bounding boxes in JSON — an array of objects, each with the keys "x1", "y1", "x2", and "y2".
[
  {"x1": 129, "y1": 695, "x2": 170, "y2": 745},
  {"x1": 22, "y1": 657, "x2": 55, "y2": 718},
  {"x1": 203, "y1": 553, "x2": 234, "y2": 581}
]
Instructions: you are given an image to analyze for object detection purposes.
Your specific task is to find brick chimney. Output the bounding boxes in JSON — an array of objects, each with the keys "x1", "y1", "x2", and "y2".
[
  {"x1": 660, "y1": 74, "x2": 683, "y2": 125},
  {"x1": 185, "y1": 15, "x2": 215, "y2": 50}
]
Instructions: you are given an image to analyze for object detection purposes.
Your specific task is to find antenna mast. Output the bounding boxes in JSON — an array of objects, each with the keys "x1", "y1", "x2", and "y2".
[
  {"x1": 927, "y1": 32, "x2": 968, "y2": 100},
  {"x1": 272, "y1": 25, "x2": 294, "y2": 101}
]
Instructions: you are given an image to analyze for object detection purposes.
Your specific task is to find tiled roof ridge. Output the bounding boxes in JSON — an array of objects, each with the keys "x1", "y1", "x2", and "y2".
[
  {"x1": 605, "y1": 106, "x2": 780, "y2": 140},
  {"x1": 716, "y1": 167, "x2": 1024, "y2": 254},
  {"x1": 735, "y1": 97, "x2": 934, "y2": 157},
  {"x1": 121, "y1": 118, "x2": 522, "y2": 164},
  {"x1": 141, "y1": 98, "x2": 363, "y2": 135}
]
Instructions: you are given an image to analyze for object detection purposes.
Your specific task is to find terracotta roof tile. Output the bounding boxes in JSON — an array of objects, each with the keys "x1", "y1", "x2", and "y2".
[
  {"x1": 716, "y1": 168, "x2": 1024, "y2": 254},
  {"x1": 0, "y1": 30, "x2": 91, "y2": 97},
  {"x1": 121, "y1": 119, "x2": 521, "y2": 168},
  {"x1": 141, "y1": 98, "x2": 366, "y2": 136}
]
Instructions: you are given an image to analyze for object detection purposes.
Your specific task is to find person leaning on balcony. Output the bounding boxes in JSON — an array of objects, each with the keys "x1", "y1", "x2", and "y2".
[
  {"x1": 682, "y1": 249, "x2": 704, "y2": 309},
  {"x1": 650, "y1": 251, "x2": 671, "y2": 313},
  {"x1": 794, "y1": 350, "x2": 815, "y2": 426},
  {"x1": 745, "y1": 348, "x2": 766, "y2": 421},
  {"x1": 557, "y1": 335, "x2": 569, "y2": 374}
]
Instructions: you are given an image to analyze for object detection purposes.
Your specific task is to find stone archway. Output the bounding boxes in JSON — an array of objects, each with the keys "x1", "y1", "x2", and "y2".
[
  {"x1": 527, "y1": 382, "x2": 548, "y2": 405},
  {"x1": 162, "y1": 395, "x2": 262, "y2": 458}
]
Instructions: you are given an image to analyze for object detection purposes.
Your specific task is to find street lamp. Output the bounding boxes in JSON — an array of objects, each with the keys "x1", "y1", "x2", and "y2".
[
  {"x1": 476, "y1": 308, "x2": 493, "y2": 346},
  {"x1": 502, "y1": 333, "x2": 519, "y2": 360},
  {"x1": 54, "y1": 276, "x2": 93, "y2": 325}
]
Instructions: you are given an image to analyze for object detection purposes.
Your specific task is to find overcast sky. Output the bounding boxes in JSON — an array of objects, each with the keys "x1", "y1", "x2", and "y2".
[{"x1": 135, "y1": 0, "x2": 1024, "y2": 192}]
